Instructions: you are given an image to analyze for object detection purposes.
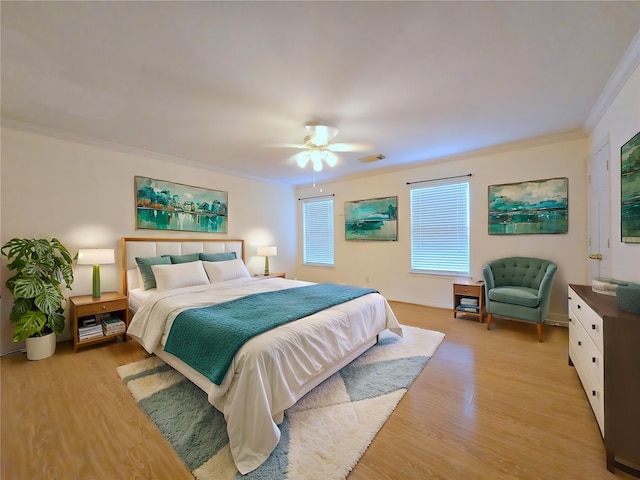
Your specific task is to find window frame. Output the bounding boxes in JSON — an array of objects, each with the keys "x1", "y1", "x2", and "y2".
[
  {"x1": 302, "y1": 197, "x2": 335, "y2": 267},
  {"x1": 409, "y1": 179, "x2": 470, "y2": 276}
]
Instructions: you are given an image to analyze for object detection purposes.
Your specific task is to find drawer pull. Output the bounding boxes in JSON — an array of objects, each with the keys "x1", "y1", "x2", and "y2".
[
  {"x1": 592, "y1": 390, "x2": 597, "y2": 397},
  {"x1": 592, "y1": 357, "x2": 596, "y2": 363},
  {"x1": 578, "y1": 341, "x2": 582, "y2": 346},
  {"x1": 577, "y1": 305, "x2": 581, "y2": 309},
  {"x1": 592, "y1": 324, "x2": 596, "y2": 330}
]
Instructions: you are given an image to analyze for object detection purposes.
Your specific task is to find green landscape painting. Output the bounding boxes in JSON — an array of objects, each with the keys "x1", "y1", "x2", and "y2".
[
  {"x1": 621, "y1": 131, "x2": 640, "y2": 243},
  {"x1": 345, "y1": 196, "x2": 398, "y2": 240},
  {"x1": 135, "y1": 176, "x2": 228, "y2": 233},
  {"x1": 488, "y1": 177, "x2": 568, "y2": 235}
]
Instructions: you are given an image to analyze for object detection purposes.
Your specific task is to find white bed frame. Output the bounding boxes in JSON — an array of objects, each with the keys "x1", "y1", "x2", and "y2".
[
  {"x1": 121, "y1": 236, "x2": 245, "y2": 293},
  {"x1": 121, "y1": 236, "x2": 382, "y2": 473},
  {"x1": 120, "y1": 236, "x2": 377, "y2": 397}
]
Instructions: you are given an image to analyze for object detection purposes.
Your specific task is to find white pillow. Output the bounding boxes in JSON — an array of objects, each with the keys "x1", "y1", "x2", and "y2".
[
  {"x1": 203, "y1": 258, "x2": 250, "y2": 283},
  {"x1": 151, "y1": 260, "x2": 210, "y2": 291}
]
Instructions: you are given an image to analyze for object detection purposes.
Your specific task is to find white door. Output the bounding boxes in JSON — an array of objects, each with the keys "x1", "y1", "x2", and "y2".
[{"x1": 588, "y1": 141, "x2": 611, "y2": 280}]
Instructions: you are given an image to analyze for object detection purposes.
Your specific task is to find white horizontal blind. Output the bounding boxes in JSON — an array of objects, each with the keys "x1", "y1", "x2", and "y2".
[
  {"x1": 302, "y1": 198, "x2": 334, "y2": 266},
  {"x1": 410, "y1": 180, "x2": 470, "y2": 275}
]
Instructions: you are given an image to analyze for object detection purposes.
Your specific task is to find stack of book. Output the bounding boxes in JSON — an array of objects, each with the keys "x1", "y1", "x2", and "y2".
[
  {"x1": 456, "y1": 297, "x2": 479, "y2": 312},
  {"x1": 78, "y1": 318, "x2": 104, "y2": 341},
  {"x1": 100, "y1": 317, "x2": 126, "y2": 336}
]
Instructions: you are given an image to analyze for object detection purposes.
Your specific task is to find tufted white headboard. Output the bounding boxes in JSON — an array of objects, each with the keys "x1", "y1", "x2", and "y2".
[{"x1": 121, "y1": 237, "x2": 245, "y2": 293}]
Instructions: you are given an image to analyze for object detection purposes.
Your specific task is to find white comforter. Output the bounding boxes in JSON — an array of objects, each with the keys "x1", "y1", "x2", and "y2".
[{"x1": 127, "y1": 277, "x2": 402, "y2": 474}]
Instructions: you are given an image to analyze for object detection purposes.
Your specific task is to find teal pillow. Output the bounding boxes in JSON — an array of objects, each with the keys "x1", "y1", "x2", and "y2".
[
  {"x1": 199, "y1": 252, "x2": 237, "y2": 262},
  {"x1": 136, "y1": 256, "x2": 171, "y2": 289},
  {"x1": 162, "y1": 253, "x2": 200, "y2": 264}
]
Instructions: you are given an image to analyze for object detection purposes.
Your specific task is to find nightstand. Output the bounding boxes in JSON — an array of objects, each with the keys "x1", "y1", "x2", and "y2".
[
  {"x1": 453, "y1": 281, "x2": 485, "y2": 322},
  {"x1": 70, "y1": 292, "x2": 129, "y2": 352},
  {"x1": 253, "y1": 273, "x2": 286, "y2": 279}
]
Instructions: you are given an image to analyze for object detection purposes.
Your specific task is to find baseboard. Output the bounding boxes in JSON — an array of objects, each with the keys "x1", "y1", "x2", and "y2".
[{"x1": 545, "y1": 313, "x2": 568, "y2": 328}]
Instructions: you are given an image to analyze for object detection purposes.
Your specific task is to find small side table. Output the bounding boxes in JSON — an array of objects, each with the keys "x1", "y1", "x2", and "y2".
[
  {"x1": 70, "y1": 292, "x2": 129, "y2": 352},
  {"x1": 253, "y1": 273, "x2": 286, "y2": 279},
  {"x1": 453, "y1": 281, "x2": 485, "y2": 322}
]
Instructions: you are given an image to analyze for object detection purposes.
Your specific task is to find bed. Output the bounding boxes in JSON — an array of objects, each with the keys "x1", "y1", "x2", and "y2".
[{"x1": 121, "y1": 237, "x2": 402, "y2": 474}]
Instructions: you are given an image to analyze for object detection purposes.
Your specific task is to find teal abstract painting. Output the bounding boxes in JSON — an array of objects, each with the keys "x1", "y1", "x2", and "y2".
[
  {"x1": 488, "y1": 177, "x2": 568, "y2": 235},
  {"x1": 135, "y1": 176, "x2": 228, "y2": 233},
  {"x1": 621, "y1": 131, "x2": 640, "y2": 243},
  {"x1": 345, "y1": 196, "x2": 397, "y2": 241}
]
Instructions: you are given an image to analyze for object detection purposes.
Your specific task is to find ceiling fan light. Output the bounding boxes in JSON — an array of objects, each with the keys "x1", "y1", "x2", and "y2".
[
  {"x1": 296, "y1": 152, "x2": 311, "y2": 168},
  {"x1": 312, "y1": 158, "x2": 323, "y2": 171},
  {"x1": 310, "y1": 150, "x2": 323, "y2": 162},
  {"x1": 323, "y1": 151, "x2": 338, "y2": 167},
  {"x1": 305, "y1": 124, "x2": 338, "y2": 146}
]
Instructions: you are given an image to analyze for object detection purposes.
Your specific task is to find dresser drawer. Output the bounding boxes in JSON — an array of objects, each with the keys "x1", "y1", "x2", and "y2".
[
  {"x1": 453, "y1": 284, "x2": 483, "y2": 296},
  {"x1": 569, "y1": 316, "x2": 603, "y2": 390},
  {"x1": 74, "y1": 298, "x2": 128, "y2": 317},
  {"x1": 569, "y1": 324, "x2": 604, "y2": 435},
  {"x1": 568, "y1": 287, "x2": 603, "y2": 352}
]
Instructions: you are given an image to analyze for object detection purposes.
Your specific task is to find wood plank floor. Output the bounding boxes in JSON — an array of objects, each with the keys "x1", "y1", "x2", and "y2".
[{"x1": 1, "y1": 302, "x2": 633, "y2": 479}]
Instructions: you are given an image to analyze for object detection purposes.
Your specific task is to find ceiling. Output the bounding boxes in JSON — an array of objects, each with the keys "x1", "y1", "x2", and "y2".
[{"x1": 2, "y1": 2, "x2": 640, "y2": 187}]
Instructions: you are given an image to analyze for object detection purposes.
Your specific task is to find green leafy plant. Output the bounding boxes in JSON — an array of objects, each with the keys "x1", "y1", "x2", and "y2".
[{"x1": 1, "y1": 238, "x2": 74, "y2": 342}]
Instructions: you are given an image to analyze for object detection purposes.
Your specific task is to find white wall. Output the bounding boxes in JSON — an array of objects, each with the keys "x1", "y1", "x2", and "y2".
[
  {"x1": 296, "y1": 135, "x2": 590, "y2": 323},
  {"x1": 589, "y1": 62, "x2": 640, "y2": 284},
  {"x1": 0, "y1": 127, "x2": 297, "y2": 355}
]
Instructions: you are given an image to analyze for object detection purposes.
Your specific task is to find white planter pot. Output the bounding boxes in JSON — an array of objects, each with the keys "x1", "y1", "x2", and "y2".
[{"x1": 25, "y1": 332, "x2": 56, "y2": 361}]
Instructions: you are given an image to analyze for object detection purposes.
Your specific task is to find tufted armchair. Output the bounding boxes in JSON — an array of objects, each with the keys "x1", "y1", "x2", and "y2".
[{"x1": 482, "y1": 257, "x2": 557, "y2": 342}]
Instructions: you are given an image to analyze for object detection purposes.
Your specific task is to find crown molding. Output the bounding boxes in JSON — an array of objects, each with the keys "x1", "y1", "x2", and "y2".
[
  {"x1": 585, "y1": 28, "x2": 640, "y2": 131},
  {"x1": 298, "y1": 129, "x2": 587, "y2": 189},
  {"x1": 1, "y1": 119, "x2": 290, "y2": 187}
]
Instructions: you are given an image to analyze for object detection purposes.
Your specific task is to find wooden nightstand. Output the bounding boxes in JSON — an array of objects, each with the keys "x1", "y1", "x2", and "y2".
[
  {"x1": 70, "y1": 292, "x2": 129, "y2": 352},
  {"x1": 453, "y1": 281, "x2": 485, "y2": 322},
  {"x1": 253, "y1": 273, "x2": 286, "y2": 279}
]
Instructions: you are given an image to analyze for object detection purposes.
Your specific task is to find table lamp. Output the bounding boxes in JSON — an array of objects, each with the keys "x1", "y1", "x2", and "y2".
[
  {"x1": 257, "y1": 246, "x2": 277, "y2": 276},
  {"x1": 77, "y1": 248, "x2": 115, "y2": 298}
]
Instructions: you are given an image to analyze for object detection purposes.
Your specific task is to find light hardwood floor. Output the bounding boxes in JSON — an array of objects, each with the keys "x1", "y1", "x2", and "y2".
[{"x1": 1, "y1": 302, "x2": 633, "y2": 479}]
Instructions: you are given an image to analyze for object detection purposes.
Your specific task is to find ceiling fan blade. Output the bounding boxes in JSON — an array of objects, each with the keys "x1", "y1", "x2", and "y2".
[
  {"x1": 328, "y1": 142, "x2": 374, "y2": 152},
  {"x1": 263, "y1": 142, "x2": 307, "y2": 149}
]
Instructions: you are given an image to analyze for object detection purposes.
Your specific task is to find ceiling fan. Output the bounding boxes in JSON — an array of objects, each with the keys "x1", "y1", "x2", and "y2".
[{"x1": 273, "y1": 123, "x2": 374, "y2": 171}]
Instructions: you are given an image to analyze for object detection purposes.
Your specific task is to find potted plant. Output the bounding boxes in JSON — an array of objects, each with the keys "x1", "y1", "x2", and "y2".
[{"x1": 1, "y1": 237, "x2": 74, "y2": 360}]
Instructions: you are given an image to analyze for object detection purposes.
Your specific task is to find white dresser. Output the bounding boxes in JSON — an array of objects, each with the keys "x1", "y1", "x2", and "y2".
[{"x1": 568, "y1": 284, "x2": 640, "y2": 475}]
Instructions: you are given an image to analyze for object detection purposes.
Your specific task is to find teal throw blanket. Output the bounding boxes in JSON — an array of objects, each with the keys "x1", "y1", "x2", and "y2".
[{"x1": 164, "y1": 283, "x2": 378, "y2": 385}]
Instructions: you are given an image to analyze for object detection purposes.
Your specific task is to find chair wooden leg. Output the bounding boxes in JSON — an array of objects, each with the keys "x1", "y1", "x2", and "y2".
[
  {"x1": 486, "y1": 313, "x2": 492, "y2": 330},
  {"x1": 537, "y1": 322, "x2": 543, "y2": 342}
]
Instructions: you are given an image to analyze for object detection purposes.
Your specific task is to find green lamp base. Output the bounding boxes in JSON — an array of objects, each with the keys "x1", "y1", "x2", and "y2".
[{"x1": 92, "y1": 265, "x2": 101, "y2": 298}]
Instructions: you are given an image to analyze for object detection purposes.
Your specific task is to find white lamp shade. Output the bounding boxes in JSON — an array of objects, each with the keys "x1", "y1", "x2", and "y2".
[
  {"x1": 257, "y1": 246, "x2": 277, "y2": 257},
  {"x1": 77, "y1": 249, "x2": 115, "y2": 265}
]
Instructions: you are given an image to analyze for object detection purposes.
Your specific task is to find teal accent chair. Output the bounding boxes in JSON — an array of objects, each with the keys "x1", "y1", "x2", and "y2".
[{"x1": 482, "y1": 257, "x2": 557, "y2": 342}]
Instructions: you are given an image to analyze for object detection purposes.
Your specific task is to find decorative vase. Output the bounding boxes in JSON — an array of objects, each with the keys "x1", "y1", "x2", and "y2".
[{"x1": 25, "y1": 332, "x2": 56, "y2": 361}]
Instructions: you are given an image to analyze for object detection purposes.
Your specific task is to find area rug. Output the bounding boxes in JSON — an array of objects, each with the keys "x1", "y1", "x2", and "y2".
[{"x1": 117, "y1": 325, "x2": 444, "y2": 479}]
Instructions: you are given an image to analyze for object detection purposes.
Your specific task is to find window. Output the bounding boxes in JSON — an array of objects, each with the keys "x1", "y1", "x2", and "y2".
[
  {"x1": 410, "y1": 180, "x2": 469, "y2": 275},
  {"x1": 302, "y1": 197, "x2": 334, "y2": 266}
]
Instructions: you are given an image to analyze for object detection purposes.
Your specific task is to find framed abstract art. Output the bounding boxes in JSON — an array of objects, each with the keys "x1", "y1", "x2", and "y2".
[
  {"x1": 135, "y1": 176, "x2": 228, "y2": 233},
  {"x1": 488, "y1": 177, "x2": 568, "y2": 235},
  {"x1": 621, "y1": 131, "x2": 640, "y2": 243}
]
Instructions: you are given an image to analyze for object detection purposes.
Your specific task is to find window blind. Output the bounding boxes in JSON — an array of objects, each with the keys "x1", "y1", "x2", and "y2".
[
  {"x1": 410, "y1": 180, "x2": 470, "y2": 275},
  {"x1": 302, "y1": 198, "x2": 334, "y2": 266}
]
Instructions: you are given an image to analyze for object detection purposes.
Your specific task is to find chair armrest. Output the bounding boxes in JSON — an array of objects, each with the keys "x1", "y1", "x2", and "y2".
[
  {"x1": 536, "y1": 263, "x2": 558, "y2": 319},
  {"x1": 537, "y1": 263, "x2": 558, "y2": 300},
  {"x1": 482, "y1": 264, "x2": 496, "y2": 291},
  {"x1": 482, "y1": 263, "x2": 496, "y2": 307}
]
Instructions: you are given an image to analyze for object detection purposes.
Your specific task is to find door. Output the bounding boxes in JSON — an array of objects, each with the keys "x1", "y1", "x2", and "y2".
[{"x1": 588, "y1": 141, "x2": 611, "y2": 280}]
